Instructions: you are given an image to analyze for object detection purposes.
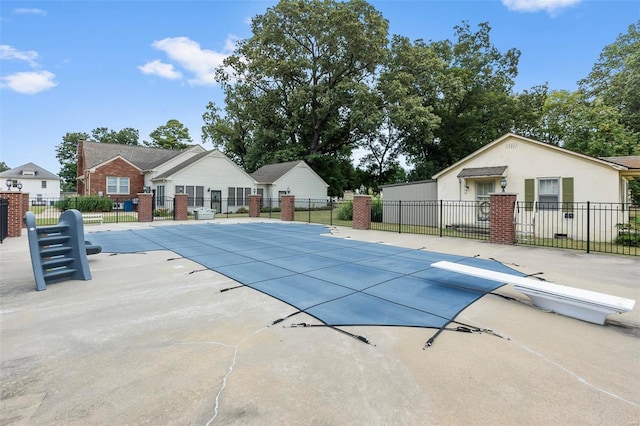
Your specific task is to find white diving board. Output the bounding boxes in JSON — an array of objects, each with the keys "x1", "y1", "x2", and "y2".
[{"x1": 431, "y1": 261, "x2": 635, "y2": 325}]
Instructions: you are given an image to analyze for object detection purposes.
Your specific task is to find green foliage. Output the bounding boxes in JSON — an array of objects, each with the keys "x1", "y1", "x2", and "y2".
[
  {"x1": 235, "y1": 207, "x2": 249, "y2": 214},
  {"x1": 154, "y1": 208, "x2": 172, "y2": 217},
  {"x1": 261, "y1": 206, "x2": 281, "y2": 213},
  {"x1": 615, "y1": 214, "x2": 640, "y2": 247},
  {"x1": 55, "y1": 196, "x2": 113, "y2": 212},
  {"x1": 146, "y1": 119, "x2": 192, "y2": 150},
  {"x1": 629, "y1": 179, "x2": 640, "y2": 206},
  {"x1": 91, "y1": 127, "x2": 140, "y2": 145},
  {"x1": 337, "y1": 201, "x2": 353, "y2": 221},
  {"x1": 371, "y1": 196, "x2": 383, "y2": 222},
  {"x1": 0, "y1": 161, "x2": 10, "y2": 172}
]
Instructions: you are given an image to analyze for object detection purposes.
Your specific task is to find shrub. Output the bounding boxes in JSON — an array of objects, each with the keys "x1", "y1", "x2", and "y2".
[
  {"x1": 55, "y1": 196, "x2": 113, "y2": 212},
  {"x1": 154, "y1": 208, "x2": 172, "y2": 217},
  {"x1": 371, "y1": 196, "x2": 383, "y2": 222},
  {"x1": 614, "y1": 233, "x2": 640, "y2": 247},
  {"x1": 235, "y1": 207, "x2": 249, "y2": 214},
  {"x1": 337, "y1": 201, "x2": 353, "y2": 221},
  {"x1": 261, "y1": 206, "x2": 281, "y2": 212}
]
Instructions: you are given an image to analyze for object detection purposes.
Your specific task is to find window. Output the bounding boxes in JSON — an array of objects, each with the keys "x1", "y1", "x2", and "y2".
[
  {"x1": 538, "y1": 178, "x2": 559, "y2": 209},
  {"x1": 107, "y1": 177, "x2": 129, "y2": 194},
  {"x1": 476, "y1": 181, "x2": 494, "y2": 221},
  {"x1": 228, "y1": 187, "x2": 236, "y2": 206},
  {"x1": 41, "y1": 181, "x2": 47, "y2": 189},
  {"x1": 176, "y1": 185, "x2": 204, "y2": 207},
  {"x1": 156, "y1": 185, "x2": 165, "y2": 208}
]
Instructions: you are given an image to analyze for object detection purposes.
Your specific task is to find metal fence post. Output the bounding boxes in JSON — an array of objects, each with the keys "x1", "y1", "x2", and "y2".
[
  {"x1": 439, "y1": 200, "x2": 443, "y2": 238},
  {"x1": 586, "y1": 201, "x2": 591, "y2": 254},
  {"x1": 330, "y1": 199, "x2": 333, "y2": 226},
  {"x1": 398, "y1": 200, "x2": 402, "y2": 234},
  {"x1": 308, "y1": 198, "x2": 311, "y2": 223}
]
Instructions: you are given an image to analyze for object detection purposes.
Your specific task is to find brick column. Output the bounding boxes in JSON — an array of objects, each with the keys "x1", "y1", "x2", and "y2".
[
  {"x1": 280, "y1": 195, "x2": 295, "y2": 221},
  {"x1": 21, "y1": 192, "x2": 30, "y2": 228},
  {"x1": 174, "y1": 194, "x2": 188, "y2": 221},
  {"x1": 137, "y1": 193, "x2": 153, "y2": 222},
  {"x1": 352, "y1": 195, "x2": 372, "y2": 230},
  {"x1": 489, "y1": 193, "x2": 517, "y2": 245},
  {"x1": 249, "y1": 194, "x2": 262, "y2": 218},
  {"x1": 1, "y1": 191, "x2": 27, "y2": 237}
]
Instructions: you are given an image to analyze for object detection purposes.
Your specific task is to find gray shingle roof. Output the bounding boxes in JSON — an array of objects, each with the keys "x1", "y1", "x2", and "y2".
[
  {"x1": 0, "y1": 162, "x2": 60, "y2": 180},
  {"x1": 251, "y1": 160, "x2": 304, "y2": 183},
  {"x1": 153, "y1": 151, "x2": 211, "y2": 180},
  {"x1": 457, "y1": 166, "x2": 507, "y2": 178},
  {"x1": 82, "y1": 141, "x2": 191, "y2": 170},
  {"x1": 599, "y1": 156, "x2": 640, "y2": 169}
]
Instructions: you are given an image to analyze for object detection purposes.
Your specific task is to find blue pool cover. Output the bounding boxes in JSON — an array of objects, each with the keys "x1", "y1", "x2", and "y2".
[{"x1": 87, "y1": 222, "x2": 524, "y2": 329}]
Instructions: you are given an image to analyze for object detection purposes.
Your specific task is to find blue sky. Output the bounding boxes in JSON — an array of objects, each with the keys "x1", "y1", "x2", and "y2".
[{"x1": 1, "y1": 0, "x2": 638, "y2": 176}]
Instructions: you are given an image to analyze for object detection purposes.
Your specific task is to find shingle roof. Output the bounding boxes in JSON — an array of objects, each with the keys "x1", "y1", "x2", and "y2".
[
  {"x1": 251, "y1": 160, "x2": 304, "y2": 183},
  {"x1": 599, "y1": 156, "x2": 640, "y2": 169},
  {"x1": 0, "y1": 162, "x2": 60, "y2": 180},
  {"x1": 153, "y1": 151, "x2": 211, "y2": 180},
  {"x1": 82, "y1": 141, "x2": 190, "y2": 170},
  {"x1": 457, "y1": 166, "x2": 507, "y2": 178}
]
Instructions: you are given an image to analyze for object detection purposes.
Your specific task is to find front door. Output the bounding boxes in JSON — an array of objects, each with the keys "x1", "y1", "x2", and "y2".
[
  {"x1": 476, "y1": 181, "x2": 494, "y2": 221},
  {"x1": 210, "y1": 190, "x2": 222, "y2": 213}
]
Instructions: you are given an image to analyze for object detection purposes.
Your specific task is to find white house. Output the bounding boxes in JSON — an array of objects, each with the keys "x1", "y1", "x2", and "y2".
[
  {"x1": 251, "y1": 160, "x2": 329, "y2": 207},
  {"x1": 150, "y1": 150, "x2": 258, "y2": 213},
  {"x1": 0, "y1": 162, "x2": 61, "y2": 204},
  {"x1": 432, "y1": 133, "x2": 640, "y2": 241}
]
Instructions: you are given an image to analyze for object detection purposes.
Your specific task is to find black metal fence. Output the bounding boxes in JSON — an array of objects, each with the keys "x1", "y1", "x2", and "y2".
[
  {"x1": 26, "y1": 197, "x2": 141, "y2": 226},
  {"x1": 515, "y1": 201, "x2": 639, "y2": 255},
  {"x1": 0, "y1": 198, "x2": 8, "y2": 243}
]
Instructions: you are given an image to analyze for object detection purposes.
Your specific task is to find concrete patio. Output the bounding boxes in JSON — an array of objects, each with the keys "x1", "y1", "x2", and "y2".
[{"x1": 1, "y1": 219, "x2": 639, "y2": 425}]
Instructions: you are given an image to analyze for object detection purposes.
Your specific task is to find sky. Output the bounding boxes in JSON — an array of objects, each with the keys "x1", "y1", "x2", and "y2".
[{"x1": 1, "y1": 0, "x2": 638, "y2": 176}]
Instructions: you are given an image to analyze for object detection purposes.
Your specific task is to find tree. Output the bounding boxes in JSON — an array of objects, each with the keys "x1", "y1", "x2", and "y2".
[
  {"x1": 579, "y1": 21, "x2": 640, "y2": 142},
  {"x1": 211, "y1": 0, "x2": 389, "y2": 191},
  {"x1": 146, "y1": 119, "x2": 193, "y2": 150},
  {"x1": 91, "y1": 127, "x2": 140, "y2": 145},
  {"x1": 385, "y1": 22, "x2": 522, "y2": 180},
  {"x1": 0, "y1": 161, "x2": 9, "y2": 172},
  {"x1": 56, "y1": 132, "x2": 89, "y2": 191}
]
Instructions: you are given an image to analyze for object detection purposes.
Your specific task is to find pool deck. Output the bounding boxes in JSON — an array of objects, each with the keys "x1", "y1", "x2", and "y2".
[{"x1": 1, "y1": 219, "x2": 639, "y2": 425}]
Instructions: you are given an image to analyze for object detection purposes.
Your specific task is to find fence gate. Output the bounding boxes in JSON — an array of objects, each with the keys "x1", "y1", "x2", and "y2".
[
  {"x1": 0, "y1": 198, "x2": 8, "y2": 243},
  {"x1": 514, "y1": 201, "x2": 535, "y2": 243}
]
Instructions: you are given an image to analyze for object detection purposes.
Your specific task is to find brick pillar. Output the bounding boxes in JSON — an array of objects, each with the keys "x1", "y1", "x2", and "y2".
[
  {"x1": 352, "y1": 195, "x2": 372, "y2": 230},
  {"x1": 280, "y1": 195, "x2": 295, "y2": 221},
  {"x1": 1, "y1": 191, "x2": 27, "y2": 237},
  {"x1": 489, "y1": 193, "x2": 517, "y2": 245},
  {"x1": 174, "y1": 194, "x2": 188, "y2": 221},
  {"x1": 22, "y1": 193, "x2": 30, "y2": 228},
  {"x1": 249, "y1": 194, "x2": 262, "y2": 218},
  {"x1": 137, "y1": 193, "x2": 153, "y2": 222}
]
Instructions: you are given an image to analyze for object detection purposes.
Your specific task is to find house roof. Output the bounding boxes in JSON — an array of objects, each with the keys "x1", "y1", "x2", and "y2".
[
  {"x1": 251, "y1": 160, "x2": 305, "y2": 184},
  {"x1": 432, "y1": 133, "x2": 629, "y2": 180},
  {"x1": 0, "y1": 162, "x2": 60, "y2": 180},
  {"x1": 82, "y1": 141, "x2": 193, "y2": 171},
  {"x1": 153, "y1": 151, "x2": 211, "y2": 180},
  {"x1": 457, "y1": 166, "x2": 507, "y2": 178},
  {"x1": 599, "y1": 156, "x2": 640, "y2": 169}
]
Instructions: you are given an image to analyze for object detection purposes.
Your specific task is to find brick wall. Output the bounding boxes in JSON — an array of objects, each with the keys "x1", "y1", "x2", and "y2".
[
  {"x1": 174, "y1": 194, "x2": 188, "y2": 221},
  {"x1": 1, "y1": 191, "x2": 27, "y2": 237},
  {"x1": 489, "y1": 193, "x2": 517, "y2": 245},
  {"x1": 137, "y1": 193, "x2": 153, "y2": 222},
  {"x1": 281, "y1": 195, "x2": 295, "y2": 221},
  {"x1": 87, "y1": 158, "x2": 144, "y2": 201},
  {"x1": 353, "y1": 195, "x2": 372, "y2": 230},
  {"x1": 249, "y1": 195, "x2": 262, "y2": 218}
]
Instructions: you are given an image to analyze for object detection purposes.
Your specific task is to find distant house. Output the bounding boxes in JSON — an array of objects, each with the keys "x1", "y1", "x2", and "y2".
[
  {"x1": 251, "y1": 160, "x2": 329, "y2": 207},
  {"x1": 76, "y1": 142, "x2": 327, "y2": 213},
  {"x1": 0, "y1": 162, "x2": 61, "y2": 204}
]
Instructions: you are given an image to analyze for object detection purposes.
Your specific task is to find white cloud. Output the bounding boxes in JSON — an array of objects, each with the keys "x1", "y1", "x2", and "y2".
[
  {"x1": 13, "y1": 8, "x2": 47, "y2": 16},
  {"x1": 140, "y1": 36, "x2": 237, "y2": 86},
  {"x1": 137, "y1": 60, "x2": 183, "y2": 80},
  {"x1": 0, "y1": 45, "x2": 39, "y2": 67},
  {"x1": 502, "y1": 0, "x2": 581, "y2": 13},
  {"x1": 1, "y1": 70, "x2": 57, "y2": 94}
]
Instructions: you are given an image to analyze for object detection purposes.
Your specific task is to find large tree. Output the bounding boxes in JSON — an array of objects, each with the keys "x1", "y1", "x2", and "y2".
[
  {"x1": 208, "y1": 0, "x2": 389, "y2": 193},
  {"x1": 0, "y1": 161, "x2": 10, "y2": 172},
  {"x1": 146, "y1": 119, "x2": 192, "y2": 150}
]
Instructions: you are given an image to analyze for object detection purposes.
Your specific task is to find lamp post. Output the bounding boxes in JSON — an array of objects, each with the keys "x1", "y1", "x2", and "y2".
[{"x1": 500, "y1": 177, "x2": 507, "y2": 192}]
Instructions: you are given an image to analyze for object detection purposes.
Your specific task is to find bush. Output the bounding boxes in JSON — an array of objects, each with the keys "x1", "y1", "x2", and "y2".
[
  {"x1": 55, "y1": 196, "x2": 113, "y2": 212},
  {"x1": 154, "y1": 208, "x2": 172, "y2": 217},
  {"x1": 261, "y1": 206, "x2": 281, "y2": 212},
  {"x1": 614, "y1": 233, "x2": 640, "y2": 247},
  {"x1": 337, "y1": 201, "x2": 353, "y2": 220},
  {"x1": 371, "y1": 196, "x2": 383, "y2": 222},
  {"x1": 235, "y1": 207, "x2": 249, "y2": 214}
]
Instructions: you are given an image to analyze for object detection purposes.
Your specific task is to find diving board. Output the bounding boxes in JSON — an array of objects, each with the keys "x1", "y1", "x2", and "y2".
[{"x1": 431, "y1": 261, "x2": 635, "y2": 325}]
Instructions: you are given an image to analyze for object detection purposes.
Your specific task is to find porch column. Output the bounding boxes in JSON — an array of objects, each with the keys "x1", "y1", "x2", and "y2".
[
  {"x1": 249, "y1": 194, "x2": 262, "y2": 218},
  {"x1": 137, "y1": 193, "x2": 153, "y2": 223},
  {"x1": 0, "y1": 191, "x2": 27, "y2": 237},
  {"x1": 280, "y1": 195, "x2": 295, "y2": 221},
  {"x1": 489, "y1": 192, "x2": 517, "y2": 245},
  {"x1": 174, "y1": 194, "x2": 188, "y2": 221},
  {"x1": 352, "y1": 195, "x2": 372, "y2": 230}
]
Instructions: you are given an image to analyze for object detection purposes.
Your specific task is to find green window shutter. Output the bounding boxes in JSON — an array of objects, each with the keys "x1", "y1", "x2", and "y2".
[
  {"x1": 562, "y1": 177, "x2": 574, "y2": 212},
  {"x1": 524, "y1": 179, "x2": 534, "y2": 211}
]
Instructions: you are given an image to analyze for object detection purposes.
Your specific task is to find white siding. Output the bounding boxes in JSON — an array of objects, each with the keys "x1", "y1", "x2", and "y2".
[
  {"x1": 20, "y1": 178, "x2": 62, "y2": 201},
  {"x1": 381, "y1": 181, "x2": 437, "y2": 201},
  {"x1": 275, "y1": 163, "x2": 328, "y2": 207}
]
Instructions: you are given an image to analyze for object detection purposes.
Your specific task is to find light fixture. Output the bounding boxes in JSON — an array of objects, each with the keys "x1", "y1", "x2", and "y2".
[
  {"x1": 359, "y1": 184, "x2": 365, "y2": 194},
  {"x1": 500, "y1": 177, "x2": 507, "y2": 192},
  {"x1": 5, "y1": 179, "x2": 11, "y2": 190},
  {"x1": 286, "y1": 187, "x2": 290, "y2": 194},
  {"x1": 207, "y1": 187, "x2": 211, "y2": 192},
  {"x1": 17, "y1": 182, "x2": 23, "y2": 191},
  {"x1": 252, "y1": 188, "x2": 257, "y2": 195}
]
